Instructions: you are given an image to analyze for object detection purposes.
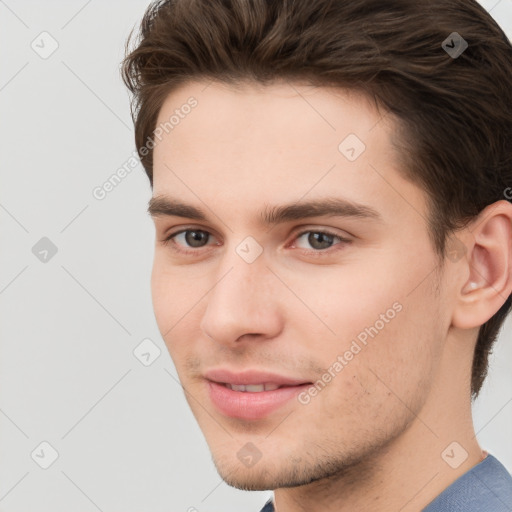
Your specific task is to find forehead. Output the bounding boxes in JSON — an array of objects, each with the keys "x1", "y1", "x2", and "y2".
[
  {"x1": 154, "y1": 80, "x2": 388, "y2": 155},
  {"x1": 150, "y1": 80, "x2": 426, "y2": 227}
]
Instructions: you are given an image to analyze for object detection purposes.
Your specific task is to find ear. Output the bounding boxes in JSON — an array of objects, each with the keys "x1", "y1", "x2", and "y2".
[{"x1": 451, "y1": 200, "x2": 512, "y2": 330}]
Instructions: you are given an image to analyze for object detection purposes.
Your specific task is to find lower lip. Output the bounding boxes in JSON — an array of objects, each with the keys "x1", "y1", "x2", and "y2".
[{"x1": 207, "y1": 381, "x2": 311, "y2": 420}]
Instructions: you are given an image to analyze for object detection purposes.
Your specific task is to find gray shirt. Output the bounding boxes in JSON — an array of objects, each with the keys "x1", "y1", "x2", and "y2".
[{"x1": 258, "y1": 453, "x2": 512, "y2": 511}]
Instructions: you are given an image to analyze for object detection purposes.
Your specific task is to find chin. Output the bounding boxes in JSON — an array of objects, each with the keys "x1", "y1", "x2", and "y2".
[
  {"x1": 222, "y1": 473, "x2": 276, "y2": 491},
  {"x1": 210, "y1": 454, "x2": 283, "y2": 490},
  {"x1": 211, "y1": 453, "x2": 328, "y2": 491}
]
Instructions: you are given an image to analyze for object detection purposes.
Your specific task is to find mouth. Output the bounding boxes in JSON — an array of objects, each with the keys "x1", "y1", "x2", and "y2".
[
  {"x1": 204, "y1": 369, "x2": 313, "y2": 420},
  {"x1": 221, "y1": 382, "x2": 292, "y2": 392}
]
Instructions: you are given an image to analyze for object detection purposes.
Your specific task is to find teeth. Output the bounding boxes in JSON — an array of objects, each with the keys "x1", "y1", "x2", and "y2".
[{"x1": 225, "y1": 383, "x2": 281, "y2": 392}]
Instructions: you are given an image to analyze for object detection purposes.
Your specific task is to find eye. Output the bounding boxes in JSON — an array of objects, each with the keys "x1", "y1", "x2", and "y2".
[
  {"x1": 161, "y1": 228, "x2": 218, "y2": 254},
  {"x1": 160, "y1": 227, "x2": 351, "y2": 256},
  {"x1": 291, "y1": 229, "x2": 350, "y2": 252}
]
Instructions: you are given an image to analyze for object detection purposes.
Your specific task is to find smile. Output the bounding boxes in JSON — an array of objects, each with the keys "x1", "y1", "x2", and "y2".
[{"x1": 223, "y1": 383, "x2": 282, "y2": 392}]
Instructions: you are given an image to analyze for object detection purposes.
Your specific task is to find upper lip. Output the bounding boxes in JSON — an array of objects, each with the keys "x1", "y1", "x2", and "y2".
[{"x1": 204, "y1": 368, "x2": 312, "y2": 387}]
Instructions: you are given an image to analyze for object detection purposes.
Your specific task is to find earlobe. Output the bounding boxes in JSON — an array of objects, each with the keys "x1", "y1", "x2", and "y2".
[
  {"x1": 452, "y1": 200, "x2": 512, "y2": 330},
  {"x1": 461, "y1": 281, "x2": 479, "y2": 293}
]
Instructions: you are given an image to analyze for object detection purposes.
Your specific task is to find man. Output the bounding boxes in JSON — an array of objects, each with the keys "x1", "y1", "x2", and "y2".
[{"x1": 121, "y1": 0, "x2": 512, "y2": 510}]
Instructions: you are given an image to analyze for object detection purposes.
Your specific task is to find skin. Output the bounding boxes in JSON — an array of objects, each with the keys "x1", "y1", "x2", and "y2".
[{"x1": 149, "y1": 80, "x2": 512, "y2": 512}]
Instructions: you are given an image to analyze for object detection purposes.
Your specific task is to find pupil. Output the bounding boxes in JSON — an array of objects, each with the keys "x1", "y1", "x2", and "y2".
[
  {"x1": 186, "y1": 230, "x2": 208, "y2": 247},
  {"x1": 309, "y1": 232, "x2": 332, "y2": 250}
]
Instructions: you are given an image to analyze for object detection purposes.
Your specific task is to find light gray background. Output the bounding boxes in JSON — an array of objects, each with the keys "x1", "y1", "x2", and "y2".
[{"x1": 1, "y1": 1, "x2": 511, "y2": 511}]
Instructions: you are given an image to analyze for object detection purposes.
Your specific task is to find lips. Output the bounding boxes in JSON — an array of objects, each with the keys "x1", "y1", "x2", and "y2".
[
  {"x1": 204, "y1": 368, "x2": 313, "y2": 419},
  {"x1": 224, "y1": 383, "x2": 280, "y2": 392},
  {"x1": 204, "y1": 368, "x2": 311, "y2": 387}
]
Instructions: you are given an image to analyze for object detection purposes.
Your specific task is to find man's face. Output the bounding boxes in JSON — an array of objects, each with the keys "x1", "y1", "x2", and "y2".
[{"x1": 150, "y1": 80, "x2": 452, "y2": 489}]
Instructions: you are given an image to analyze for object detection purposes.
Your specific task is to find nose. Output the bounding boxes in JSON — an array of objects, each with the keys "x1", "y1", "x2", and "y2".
[{"x1": 199, "y1": 251, "x2": 283, "y2": 346}]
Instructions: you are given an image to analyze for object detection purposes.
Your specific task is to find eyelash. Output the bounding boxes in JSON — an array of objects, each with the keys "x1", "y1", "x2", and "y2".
[{"x1": 160, "y1": 227, "x2": 351, "y2": 257}]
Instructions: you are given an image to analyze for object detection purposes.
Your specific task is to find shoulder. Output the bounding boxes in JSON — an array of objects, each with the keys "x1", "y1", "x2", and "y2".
[
  {"x1": 423, "y1": 453, "x2": 512, "y2": 512},
  {"x1": 258, "y1": 498, "x2": 275, "y2": 512}
]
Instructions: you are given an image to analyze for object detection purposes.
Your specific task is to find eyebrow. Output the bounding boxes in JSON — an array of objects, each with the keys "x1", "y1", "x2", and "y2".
[{"x1": 147, "y1": 195, "x2": 382, "y2": 225}]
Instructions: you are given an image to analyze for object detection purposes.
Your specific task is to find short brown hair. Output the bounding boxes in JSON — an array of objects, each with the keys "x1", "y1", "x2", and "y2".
[{"x1": 121, "y1": 0, "x2": 512, "y2": 399}]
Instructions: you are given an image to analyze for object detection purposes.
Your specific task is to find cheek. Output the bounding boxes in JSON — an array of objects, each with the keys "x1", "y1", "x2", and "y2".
[
  {"x1": 150, "y1": 257, "x2": 200, "y2": 355},
  {"x1": 279, "y1": 263, "x2": 405, "y2": 355},
  {"x1": 298, "y1": 304, "x2": 441, "y2": 445},
  {"x1": 150, "y1": 255, "x2": 226, "y2": 380},
  {"x1": 150, "y1": 253, "x2": 204, "y2": 325},
  {"x1": 289, "y1": 249, "x2": 445, "y2": 405}
]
